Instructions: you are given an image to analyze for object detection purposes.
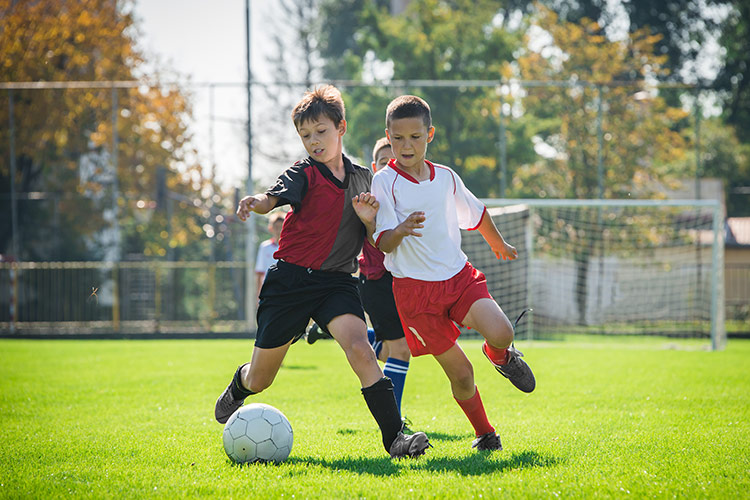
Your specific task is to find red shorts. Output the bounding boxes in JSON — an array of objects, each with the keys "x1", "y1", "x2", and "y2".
[{"x1": 392, "y1": 262, "x2": 493, "y2": 357}]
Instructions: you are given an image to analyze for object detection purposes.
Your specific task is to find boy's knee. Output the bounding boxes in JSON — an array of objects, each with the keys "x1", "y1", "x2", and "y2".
[
  {"x1": 453, "y1": 365, "x2": 475, "y2": 390},
  {"x1": 348, "y1": 337, "x2": 377, "y2": 362}
]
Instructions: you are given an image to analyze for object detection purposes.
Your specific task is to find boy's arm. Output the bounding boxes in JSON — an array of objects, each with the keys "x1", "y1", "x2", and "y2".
[
  {"x1": 377, "y1": 211, "x2": 426, "y2": 253},
  {"x1": 237, "y1": 194, "x2": 279, "y2": 220},
  {"x1": 477, "y1": 211, "x2": 518, "y2": 260},
  {"x1": 352, "y1": 192, "x2": 379, "y2": 245}
]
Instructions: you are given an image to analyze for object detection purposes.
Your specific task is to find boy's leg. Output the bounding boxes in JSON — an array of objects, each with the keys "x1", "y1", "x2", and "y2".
[
  {"x1": 327, "y1": 314, "x2": 429, "y2": 457},
  {"x1": 433, "y1": 344, "x2": 501, "y2": 450},
  {"x1": 382, "y1": 337, "x2": 410, "y2": 414},
  {"x1": 367, "y1": 328, "x2": 385, "y2": 360},
  {"x1": 214, "y1": 343, "x2": 290, "y2": 423},
  {"x1": 462, "y1": 298, "x2": 535, "y2": 393}
]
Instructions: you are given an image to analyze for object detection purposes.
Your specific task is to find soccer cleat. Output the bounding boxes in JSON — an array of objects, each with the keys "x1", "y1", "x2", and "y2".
[
  {"x1": 306, "y1": 323, "x2": 333, "y2": 344},
  {"x1": 214, "y1": 365, "x2": 249, "y2": 424},
  {"x1": 483, "y1": 343, "x2": 536, "y2": 393},
  {"x1": 472, "y1": 431, "x2": 503, "y2": 451},
  {"x1": 389, "y1": 431, "x2": 431, "y2": 459}
]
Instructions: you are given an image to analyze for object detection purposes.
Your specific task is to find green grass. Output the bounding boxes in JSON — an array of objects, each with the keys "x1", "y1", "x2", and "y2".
[{"x1": 1, "y1": 337, "x2": 749, "y2": 499}]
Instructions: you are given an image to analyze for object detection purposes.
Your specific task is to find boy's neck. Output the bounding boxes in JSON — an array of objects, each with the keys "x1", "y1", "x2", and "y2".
[
  {"x1": 319, "y1": 150, "x2": 346, "y2": 179},
  {"x1": 396, "y1": 158, "x2": 430, "y2": 181}
]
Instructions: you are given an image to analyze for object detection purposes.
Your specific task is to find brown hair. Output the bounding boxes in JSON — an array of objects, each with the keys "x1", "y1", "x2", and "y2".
[
  {"x1": 385, "y1": 95, "x2": 431, "y2": 128},
  {"x1": 291, "y1": 85, "x2": 345, "y2": 129},
  {"x1": 371, "y1": 137, "x2": 391, "y2": 162}
]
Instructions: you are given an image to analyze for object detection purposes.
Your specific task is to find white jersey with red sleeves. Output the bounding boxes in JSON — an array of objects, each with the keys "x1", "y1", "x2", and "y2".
[{"x1": 372, "y1": 159, "x2": 487, "y2": 281}]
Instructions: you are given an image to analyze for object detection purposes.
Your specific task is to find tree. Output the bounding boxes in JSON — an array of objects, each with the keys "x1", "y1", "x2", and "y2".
[
  {"x1": 252, "y1": 0, "x2": 322, "y2": 188},
  {"x1": 0, "y1": 0, "x2": 212, "y2": 261},
  {"x1": 513, "y1": 6, "x2": 694, "y2": 324},
  {"x1": 514, "y1": 6, "x2": 690, "y2": 199},
  {"x1": 714, "y1": 1, "x2": 750, "y2": 143},
  {"x1": 317, "y1": 0, "x2": 533, "y2": 196}
]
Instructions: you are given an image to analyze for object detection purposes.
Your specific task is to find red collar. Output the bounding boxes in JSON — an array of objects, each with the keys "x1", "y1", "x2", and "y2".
[{"x1": 387, "y1": 158, "x2": 435, "y2": 184}]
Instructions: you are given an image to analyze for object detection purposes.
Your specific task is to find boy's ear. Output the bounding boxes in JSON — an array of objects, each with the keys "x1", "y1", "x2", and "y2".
[
  {"x1": 427, "y1": 126, "x2": 435, "y2": 143},
  {"x1": 385, "y1": 129, "x2": 390, "y2": 142},
  {"x1": 338, "y1": 119, "x2": 347, "y2": 136}
]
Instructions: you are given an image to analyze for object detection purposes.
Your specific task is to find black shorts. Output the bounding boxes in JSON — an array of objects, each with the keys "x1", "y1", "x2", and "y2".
[
  {"x1": 358, "y1": 272, "x2": 406, "y2": 342},
  {"x1": 256, "y1": 260, "x2": 366, "y2": 348}
]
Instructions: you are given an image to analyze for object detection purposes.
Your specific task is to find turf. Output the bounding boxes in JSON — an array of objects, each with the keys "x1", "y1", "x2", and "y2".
[{"x1": 1, "y1": 337, "x2": 748, "y2": 499}]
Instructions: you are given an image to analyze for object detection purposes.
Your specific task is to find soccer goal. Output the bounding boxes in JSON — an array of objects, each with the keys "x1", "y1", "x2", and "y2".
[{"x1": 462, "y1": 199, "x2": 725, "y2": 350}]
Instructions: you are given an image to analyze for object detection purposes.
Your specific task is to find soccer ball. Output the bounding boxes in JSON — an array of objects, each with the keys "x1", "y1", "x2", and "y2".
[{"x1": 222, "y1": 403, "x2": 293, "y2": 464}]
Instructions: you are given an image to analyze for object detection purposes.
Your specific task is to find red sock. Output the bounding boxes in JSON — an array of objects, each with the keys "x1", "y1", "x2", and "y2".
[
  {"x1": 483, "y1": 341, "x2": 508, "y2": 365},
  {"x1": 455, "y1": 386, "x2": 495, "y2": 437}
]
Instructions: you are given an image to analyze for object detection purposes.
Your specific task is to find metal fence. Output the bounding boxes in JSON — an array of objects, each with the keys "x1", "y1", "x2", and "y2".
[{"x1": 0, "y1": 260, "x2": 249, "y2": 336}]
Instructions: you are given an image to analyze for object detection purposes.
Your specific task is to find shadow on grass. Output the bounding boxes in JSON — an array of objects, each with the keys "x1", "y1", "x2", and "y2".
[
  {"x1": 422, "y1": 431, "x2": 466, "y2": 442},
  {"x1": 279, "y1": 364, "x2": 318, "y2": 371},
  {"x1": 284, "y1": 449, "x2": 559, "y2": 476}
]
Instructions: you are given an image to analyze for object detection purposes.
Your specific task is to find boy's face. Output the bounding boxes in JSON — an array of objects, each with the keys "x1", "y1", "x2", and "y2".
[
  {"x1": 296, "y1": 115, "x2": 346, "y2": 166},
  {"x1": 386, "y1": 116, "x2": 434, "y2": 170},
  {"x1": 372, "y1": 145, "x2": 393, "y2": 172},
  {"x1": 269, "y1": 219, "x2": 283, "y2": 240}
]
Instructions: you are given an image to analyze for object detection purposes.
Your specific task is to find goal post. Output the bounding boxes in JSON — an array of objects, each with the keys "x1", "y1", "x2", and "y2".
[{"x1": 462, "y1": 199, "x2": 725, "y2": 350}]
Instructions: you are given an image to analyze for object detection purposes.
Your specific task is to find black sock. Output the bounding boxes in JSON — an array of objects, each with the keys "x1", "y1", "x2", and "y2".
[
  {"x1": 361, "y1": 377, "x2": 403, "y2": 452},
  {"x1": 230, "y1": 364, "x2": 254, "y2": 400}
]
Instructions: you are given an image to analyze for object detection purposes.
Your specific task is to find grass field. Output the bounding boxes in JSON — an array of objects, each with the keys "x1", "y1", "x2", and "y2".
[{"x1": 1, "y1": 337, "x2": 749, "y2": 499}]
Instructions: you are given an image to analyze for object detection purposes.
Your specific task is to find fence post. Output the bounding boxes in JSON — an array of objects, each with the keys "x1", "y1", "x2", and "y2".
[
  {"x1": 154, "y1": 263, "x2": 161, "y2": 333},
  {"x1": 209, "y1": 262, "x2": 216, "y2": 332},
  {"x1": 596, "y1": 84, "x2": 604, "y2": 199},
  {"x1": 112, "y1": 263, "x2": 120, "y2": 332},
  {"x1": 498, "y1": 88, "x2": 507, "y2": 198}
]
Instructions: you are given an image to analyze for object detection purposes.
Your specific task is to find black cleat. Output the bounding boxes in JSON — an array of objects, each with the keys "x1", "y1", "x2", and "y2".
[
  {"x1": 214, "y1": 364, "x2": 248, "y2": 424},
  {"x1": 483, "y1": 343, "x2": 536, "y2": 393},
  {"x1": 472, "y1": 431, "x2": 503, "y2": 451},
  {"x1": 389, "y1": 431, "x2": 430, "y2": 458},
  {"x1": 306, "y1": 323, "x2": 333, "y2": 344}
]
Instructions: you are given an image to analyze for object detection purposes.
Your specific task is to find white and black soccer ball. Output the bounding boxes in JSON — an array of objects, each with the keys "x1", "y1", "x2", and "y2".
[{"x1": 222, "y1": 403, "x2": 293, "y2": 464}]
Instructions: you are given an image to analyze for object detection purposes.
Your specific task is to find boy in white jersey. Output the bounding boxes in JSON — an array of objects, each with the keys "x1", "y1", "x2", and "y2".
[{"x1": 369, "y1": 95, "x2": 536, "y2": 452}]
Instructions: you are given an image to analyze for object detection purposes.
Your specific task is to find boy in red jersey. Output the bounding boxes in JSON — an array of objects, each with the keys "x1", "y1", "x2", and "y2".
[
  {"x1": 369, "y1": 95, "x2": 535, "y2": 451},
  {"x1": 214, "y1": 86, "x2": 429, "y2": 459}
]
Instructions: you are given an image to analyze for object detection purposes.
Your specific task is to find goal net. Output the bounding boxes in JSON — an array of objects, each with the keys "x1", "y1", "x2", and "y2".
[{"x1": 461, "y1": 199, "x2": 725, "y2": 349}]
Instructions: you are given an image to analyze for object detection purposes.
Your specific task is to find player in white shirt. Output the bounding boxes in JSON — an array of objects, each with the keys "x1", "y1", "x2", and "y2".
[
  {"x1": 368, "y1": 95, "x2": 536, "y2": 452},
  {"x1": 254, "y1": 211, "x2": 285, "y2": 301}
]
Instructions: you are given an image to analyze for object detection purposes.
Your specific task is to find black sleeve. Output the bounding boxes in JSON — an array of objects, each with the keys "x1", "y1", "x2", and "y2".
[{"x1": 266, "y1": 162, "x2": 308, "y2": 212}]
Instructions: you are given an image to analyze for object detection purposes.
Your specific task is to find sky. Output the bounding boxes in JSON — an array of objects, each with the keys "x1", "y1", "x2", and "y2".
[{"x1": 132, "y1": 0, "x2": 280, "y2": 190}]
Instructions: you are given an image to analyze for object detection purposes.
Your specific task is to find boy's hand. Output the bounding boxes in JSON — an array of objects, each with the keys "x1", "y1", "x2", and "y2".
[
  {"x1": 492, "y1": 240, "x2": 518, "y2": 261},
  {"x1": 396, "y1": 211, "x2": 426, "y2": 237},
  {"x1": 236, "y1": 195, "x2": 259, "y2": 221},
  {"x1": 352, "y1": 192, "x2": 379, "y2": 225}
]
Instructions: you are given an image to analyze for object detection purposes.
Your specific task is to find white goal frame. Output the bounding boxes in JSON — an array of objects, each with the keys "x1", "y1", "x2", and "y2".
[{"x1": 468, "y1": 199, "x2": 725, "y2": 350}]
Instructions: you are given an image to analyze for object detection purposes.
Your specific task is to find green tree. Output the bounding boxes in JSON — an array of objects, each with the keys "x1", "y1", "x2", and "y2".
[
  {"x1": 714, "y1": 1, "x2": 750, "y2": 143},
  {"x1": 317, "y1": 0, "x2": 534, "y2": 196},
  {"x1": 514, "y1": 6, "x2": 691, "y2": 199}
]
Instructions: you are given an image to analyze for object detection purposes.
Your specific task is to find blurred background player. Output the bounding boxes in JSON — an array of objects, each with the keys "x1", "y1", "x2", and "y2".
[
  {"x1": 370, "y1": 94, "x2": 535, "y2": 452},
  {"x1": 255, "y1": 211, "x2": 286, "y2": 301}
]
